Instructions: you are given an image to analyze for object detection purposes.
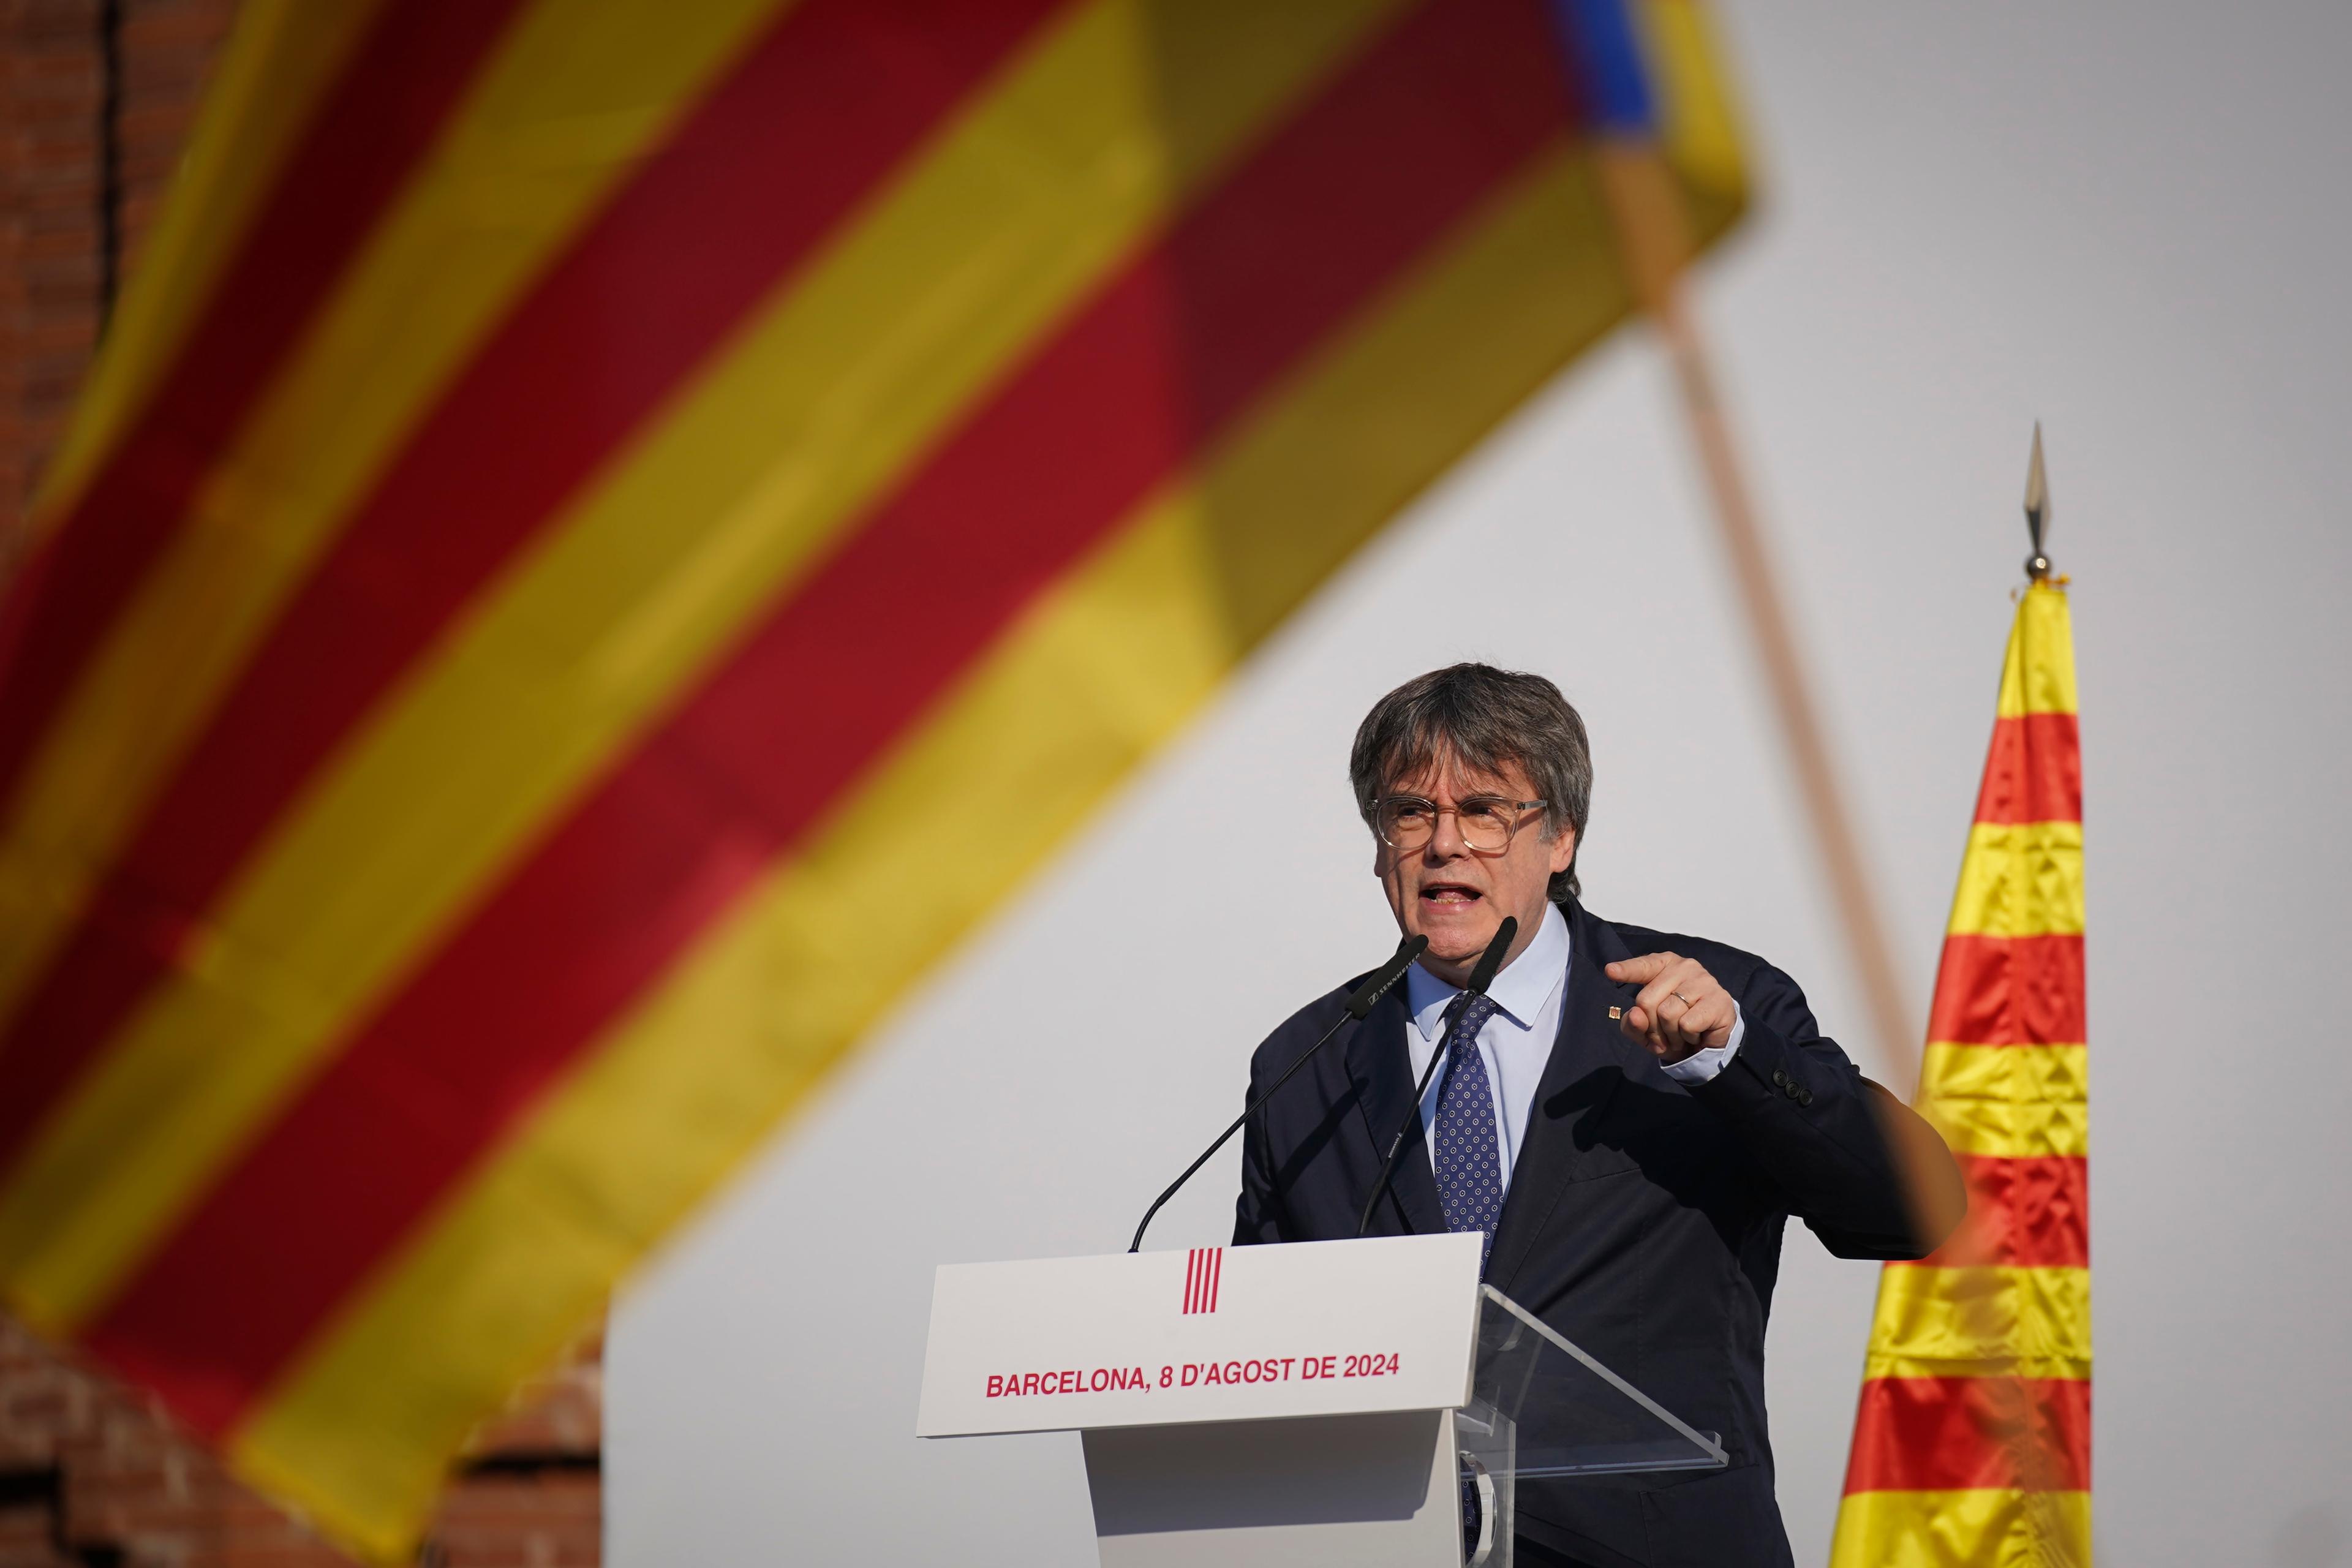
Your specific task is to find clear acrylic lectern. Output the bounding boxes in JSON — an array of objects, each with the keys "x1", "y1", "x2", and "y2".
[{"x1": 1452, "y1": 1284, "x2": 1726, "y2": 1562}]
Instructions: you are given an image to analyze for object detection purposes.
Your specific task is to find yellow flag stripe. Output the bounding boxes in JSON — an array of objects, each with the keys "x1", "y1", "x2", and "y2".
[
  {"x1": 0, "y1": 0, "x2": 1407, "y2": 1334},
  {"x1": 1861, "y1": 1352, "x2": 2090, "y2": 1383},
  {"x1": 1917, "y1": 1044, "x2": 2088, "y2": 1159},
  {"x1": 1830, "y1": 1488, "x2": 2092, "y2": 1568},
  {"x1": 26, "y1": 0, "x2": 393, "y2": 533},
  {"x1": 1869, "y1": 1265, "x2": 2091, "y2": 1379},
  {"x1": 1945, "y1": 821, "x2": 2085, "y2": 938},
  {"x1": 1640, "y1": 0, "x2": 1747, "y2": 198},
  {"x1": 0, "y1": 0, "x2": 793, "y2": 1085},
  {"x1": 227, "y1": 137, "x2": 1686, "y2": 1556},
  {"x1": 1994, "y1": 581, "x2": 2079, "y2": 718}
]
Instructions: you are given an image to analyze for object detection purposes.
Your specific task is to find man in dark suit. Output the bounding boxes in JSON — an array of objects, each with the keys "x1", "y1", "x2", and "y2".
[{"x1": 1233, "y1": 663, "x2": 1962, "y2": 1568}]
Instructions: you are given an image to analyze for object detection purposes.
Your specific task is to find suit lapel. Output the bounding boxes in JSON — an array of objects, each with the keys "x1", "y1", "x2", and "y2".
[
  {"x1": 1486, "y1": 901, "x2": 1668, "y2": 1290},
  {"x1": 1343, "y1": 985, "x2": 1447, "y2": 1237}
]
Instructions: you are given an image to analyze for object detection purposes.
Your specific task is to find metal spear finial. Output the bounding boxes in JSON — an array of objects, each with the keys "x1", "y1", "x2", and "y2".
[{"x1": 2022, "y1": 422, "x2": 2052, "y2": 581}]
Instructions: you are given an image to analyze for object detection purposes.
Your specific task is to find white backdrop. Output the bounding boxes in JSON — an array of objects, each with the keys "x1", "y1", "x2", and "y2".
[{"x1": 608, "y1": 2, "x2": 2352, "y2": 1563}]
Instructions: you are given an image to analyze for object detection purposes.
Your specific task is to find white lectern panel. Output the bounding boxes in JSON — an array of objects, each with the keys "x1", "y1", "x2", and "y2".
[
  {"x1": 1082, "y1": 1408, "x2": 1463, "y2": 1568},
  {"x1": 917, "y1": 1233, "x2": 1482, "y2": 1437}
]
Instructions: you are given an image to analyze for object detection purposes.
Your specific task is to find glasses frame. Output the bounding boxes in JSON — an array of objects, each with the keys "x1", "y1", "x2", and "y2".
[{"x1": 1373, "y1": 794, "x2": 1548, "y2": 854}]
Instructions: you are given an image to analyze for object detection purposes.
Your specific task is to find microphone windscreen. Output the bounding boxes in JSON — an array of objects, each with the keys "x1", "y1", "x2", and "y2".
[
  {"x1": 1464, "y1": 916, "x2": 1518, "y2": 996},
  {"x1": 1344, "y1": 933, "x2": 1430, "y2": 1019}
]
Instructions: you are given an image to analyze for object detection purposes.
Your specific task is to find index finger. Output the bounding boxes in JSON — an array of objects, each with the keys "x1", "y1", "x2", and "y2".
[{"x1": 1605, "y1": 952, "x2": 1676, "y2": 985}]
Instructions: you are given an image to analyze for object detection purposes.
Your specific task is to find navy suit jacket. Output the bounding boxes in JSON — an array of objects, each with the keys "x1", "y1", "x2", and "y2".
[{"x1": 1232, "y1": 899, "x2": 1961, "y2": 1568}]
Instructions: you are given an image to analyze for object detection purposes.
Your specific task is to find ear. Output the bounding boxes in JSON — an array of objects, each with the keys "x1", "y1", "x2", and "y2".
[{"x1": 1546, "y1": 826, "x2": 1577, "y2": 876}]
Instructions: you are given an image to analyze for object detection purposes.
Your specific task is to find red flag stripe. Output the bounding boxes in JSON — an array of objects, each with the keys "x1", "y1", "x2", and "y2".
[
  {"x1": 1207, "y1": 1248, "x2": 1221, "y2": 1312},
  {"x1": 1184, "y1": 1251, "x2": 1197, "y2": 1313},
  {"x1": 1842, "y1": 1376, "x2": 2090, "y2": 1493},
  {"x1": 1907, "y1": 1155, "x2": 2087, "y2": 1270},
  {"x1": 1970, "y1": 713, "x2": 2080, "y2": 826},
  {"x1": 0, "y1": 0, "x2": 530, "y2": 813},
  {"x1": 1925, "y1": 934, "x2": 2086, "y2": 1047},
  {"x1": 84, "y1": 0, "x2": 1574, "y2": 1434},
  {"x1": 0, "y1": 0, "x2": 1070, "y2": 1182}
]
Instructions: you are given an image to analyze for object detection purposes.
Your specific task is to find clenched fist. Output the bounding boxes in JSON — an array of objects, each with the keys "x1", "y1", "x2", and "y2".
[{"x1": 1605, "y1": 951, "x2": 1735, "y2": 1065}]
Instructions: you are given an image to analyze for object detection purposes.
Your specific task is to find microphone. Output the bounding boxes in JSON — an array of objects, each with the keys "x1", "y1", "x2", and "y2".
[
  {"x1": 1458, "y1": 917, "x2": 1516, "y2": 998},
  {"x1": 1128, "y1": 933, "x2": 1428, "y2": 1253},
  {"x1": 1354, "y1": 916, "x2": 1518, "y2": 1239}
]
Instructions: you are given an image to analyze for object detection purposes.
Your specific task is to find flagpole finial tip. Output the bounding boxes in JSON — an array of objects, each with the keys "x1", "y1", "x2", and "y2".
[{"x1": 2022, "y1": 421, "x2": 2052, "y2": 581}]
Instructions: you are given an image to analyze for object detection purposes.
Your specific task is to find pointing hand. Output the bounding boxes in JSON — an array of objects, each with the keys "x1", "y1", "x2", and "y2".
[{"x1": 1604, "y1": 951, "x2": 1734, "y2": 1065}]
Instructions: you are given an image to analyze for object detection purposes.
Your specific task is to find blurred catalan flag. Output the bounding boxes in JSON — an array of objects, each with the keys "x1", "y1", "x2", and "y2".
[
  {"x1": 0, "y1": 0, "x2": 1746, "y2": 1556},
  {"x1": 1831, "y1": 580, "x2": 2091, "y2": 1565}
]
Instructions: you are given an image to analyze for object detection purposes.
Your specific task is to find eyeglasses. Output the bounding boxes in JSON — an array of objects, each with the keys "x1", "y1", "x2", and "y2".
[{"x1": 1373, "y1": 794, "x2": 1547, "y2": 854}]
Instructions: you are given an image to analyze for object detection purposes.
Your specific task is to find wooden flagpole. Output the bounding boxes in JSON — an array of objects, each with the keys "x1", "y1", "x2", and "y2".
[{"x1": 1591, "y1": 141, "x2": 1920, "y2": 1097}]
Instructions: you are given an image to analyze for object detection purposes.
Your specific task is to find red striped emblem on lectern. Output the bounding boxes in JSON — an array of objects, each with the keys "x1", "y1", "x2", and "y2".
[{"x1": 1182, "y1": 1248, "x2": 1223, "y2": 1314}]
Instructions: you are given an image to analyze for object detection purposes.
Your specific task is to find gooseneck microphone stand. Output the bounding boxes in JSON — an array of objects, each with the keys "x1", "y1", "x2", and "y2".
[{"x1": 1128, "y1": 934, "x2": 1427, "y2": 1253}]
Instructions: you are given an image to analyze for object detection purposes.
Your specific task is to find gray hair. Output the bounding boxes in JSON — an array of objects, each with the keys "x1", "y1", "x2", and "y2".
[{"x1": 1349, "y1": 663, "x2": 1594, "y2": 902}]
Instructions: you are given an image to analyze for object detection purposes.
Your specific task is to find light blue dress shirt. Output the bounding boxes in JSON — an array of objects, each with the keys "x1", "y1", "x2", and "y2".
[{"x1": 1402, "y1": 903, "x2": 1744, "y2": 1195}]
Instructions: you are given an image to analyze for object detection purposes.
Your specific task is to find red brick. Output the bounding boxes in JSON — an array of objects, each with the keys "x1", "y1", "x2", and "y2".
[
  {"x1": 4, "y1": 1309, "x2": 603, "y2": 1566},
  {"x1": 2, "y1": 0, "x2": 236, "y2": 526},
  {"x1": 0, "y1": 1509, "x2": 74, "y2": 1568}
]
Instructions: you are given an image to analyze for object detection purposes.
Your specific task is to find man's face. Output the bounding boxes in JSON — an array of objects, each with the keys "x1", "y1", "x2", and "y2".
[{"x1": 1372, "y1": 752, "x2": 1575, "y2": 986}]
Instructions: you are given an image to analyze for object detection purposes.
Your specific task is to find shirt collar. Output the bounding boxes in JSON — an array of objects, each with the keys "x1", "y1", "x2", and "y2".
[{"x1": 1403, "y1": 901, "x2": 1571, "y2": 1041}]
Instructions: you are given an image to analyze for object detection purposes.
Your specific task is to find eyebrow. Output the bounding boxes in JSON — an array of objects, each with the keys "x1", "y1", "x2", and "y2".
[
  {"x1": 1388, "y1": 791, "x2": 1514, "y2": 801},
  {"x1": 1384, "y1": 778, "x2": 1520, "y2": 799}
]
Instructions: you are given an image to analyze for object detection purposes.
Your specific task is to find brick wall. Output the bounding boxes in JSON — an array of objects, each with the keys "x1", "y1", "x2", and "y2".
[
  {"x1": 0, "y1": 0, "x2": 236, "y2": 535},
  {"x1": 1, "y1": 1312, "x2": 603, "y2": 1567},
  {"x1": 0, "y1": 5, "x2": 606, "y2": 1562}
]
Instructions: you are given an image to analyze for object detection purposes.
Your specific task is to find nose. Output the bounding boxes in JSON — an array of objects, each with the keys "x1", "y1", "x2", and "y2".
[{"x1": 1423, "y1": 805, "x2": 1472, "y2": 862}]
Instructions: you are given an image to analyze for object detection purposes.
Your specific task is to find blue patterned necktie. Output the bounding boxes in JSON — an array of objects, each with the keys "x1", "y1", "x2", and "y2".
[{"x1": 1432, "y1": 993, "x2": 1504, "y2": 1269}]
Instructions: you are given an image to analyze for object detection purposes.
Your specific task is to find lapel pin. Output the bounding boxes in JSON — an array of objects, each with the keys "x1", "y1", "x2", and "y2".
[{"x1": 1607, "y1": 1006, "x2": 1624, "y2": 1020}]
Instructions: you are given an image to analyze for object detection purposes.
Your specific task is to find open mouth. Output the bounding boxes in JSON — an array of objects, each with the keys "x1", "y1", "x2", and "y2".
[{"x1": 1420, "y1": 881, "x2": 1482, "y2": 907}]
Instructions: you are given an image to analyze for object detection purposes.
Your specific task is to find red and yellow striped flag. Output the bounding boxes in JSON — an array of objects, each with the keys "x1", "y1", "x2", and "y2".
[
  {"x1": 0, "y1": 0, "x2": 1747, "y2": 1556},
  {"x1": 1830, "y1": 579, "x2": 2090, "y2": 1565}
]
